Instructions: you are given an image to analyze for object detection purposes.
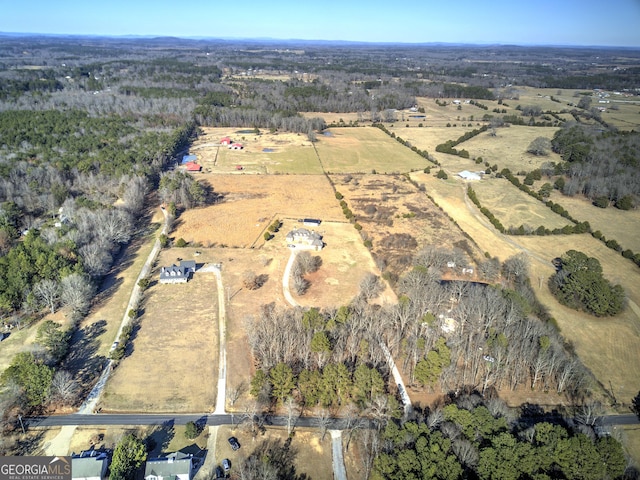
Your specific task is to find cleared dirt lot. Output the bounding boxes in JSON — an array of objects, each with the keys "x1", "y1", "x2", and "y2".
[{"x1": 100, "y1": 248, "x2": 219, "y2": 413}]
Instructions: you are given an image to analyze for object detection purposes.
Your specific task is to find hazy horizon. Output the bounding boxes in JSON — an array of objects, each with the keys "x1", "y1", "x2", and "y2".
[{"x1": 2, "y1": 0, "x2": 639, "y2": 48}]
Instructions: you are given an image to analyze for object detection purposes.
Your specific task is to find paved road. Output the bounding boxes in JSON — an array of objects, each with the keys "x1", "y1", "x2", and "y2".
[
  {"x1": 26, "y1": 413, "x2": 356, "y2": 429},
  {"x1": 330, "y1": 430, "x2": 348, "y2": 480},
  {"x1": 26, "y1": 412, "x2": 638, "y2": 429}
]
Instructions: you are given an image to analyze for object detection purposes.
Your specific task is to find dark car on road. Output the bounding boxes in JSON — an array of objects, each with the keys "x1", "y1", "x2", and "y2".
[{"x1": 228, "y1": 436, "x2": 240, "y2": 451}]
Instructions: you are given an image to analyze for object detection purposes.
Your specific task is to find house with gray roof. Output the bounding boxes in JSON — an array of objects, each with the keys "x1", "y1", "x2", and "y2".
[
  {"x1": 159, "y1": 260, "x2": 197, "y2": 284},
  {"x1": 285, "y1": 228, "x2": 324, "y2": 251},
  {"x1": 72, "y1": 451, "x2": 109, "y2": 480},
  {"x1": 144, "y1": 452, "x2": 195, "y2": 480}
]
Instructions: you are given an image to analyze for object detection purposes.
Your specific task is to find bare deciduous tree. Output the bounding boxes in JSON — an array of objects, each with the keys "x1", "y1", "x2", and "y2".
[
  {"x1": 50, "y1": 370, "x2": 79, "y2": 405},
  {"x1": 33, "y1": 279, "x2": 60, "y2": 314},
  {"x1": 60, "y1": 273, "x2": 95, "y2": 319}
]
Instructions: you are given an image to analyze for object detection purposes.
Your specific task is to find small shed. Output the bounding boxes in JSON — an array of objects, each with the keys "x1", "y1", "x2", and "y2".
[
  {"x1": 458, "y1": 170, "x2": 482, "y2": 181},
  {"x1": 181, "y1": 155, "x2": 197, "y2": 164},
  {"x1": 185, "y1": 162, "x2": 202, "y2": 172},
  {"x1": 303, "y1": 218, "x2": 321, "y2": 227},
  {"x1": 220, "y1": 137, "x2": 232, "y2": 145}
]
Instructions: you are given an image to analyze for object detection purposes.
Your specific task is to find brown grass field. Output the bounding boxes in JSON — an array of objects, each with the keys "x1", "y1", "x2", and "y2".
[
  {"x1": 547, "y1": 190, "x2": 640, "y2": 253},
  {"x1": 472, "y1": 178, "x2": 573, "y2": 231},
  {"x1": 331, "y1": 173, "x2": 485, "y2": 277},
  {"x1": 214, "y1": 426, "x2": 333, "y2": 480},
  {"x1": 172, "y1": 174, "x2": 344, "y2": 248},
  {"x1": 100, "y1": 248, "x2": 219, "y2": 413}
]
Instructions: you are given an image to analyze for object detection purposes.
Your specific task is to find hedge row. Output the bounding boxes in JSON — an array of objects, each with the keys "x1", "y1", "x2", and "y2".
[
  {"x1": 435, "y1": 126, "x2": 488, "y2": 158},
  {"x1": 373, "y1": 123, "x2": 438, "y2": 165},
  {"x1": 467, "y1": 186, "x2": 505, "y2": 233}
]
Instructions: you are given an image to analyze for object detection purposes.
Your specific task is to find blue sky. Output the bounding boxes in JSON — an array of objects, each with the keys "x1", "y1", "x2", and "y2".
[{"x1": 1, "y1": 0, "x2": 639, "y2": 47}]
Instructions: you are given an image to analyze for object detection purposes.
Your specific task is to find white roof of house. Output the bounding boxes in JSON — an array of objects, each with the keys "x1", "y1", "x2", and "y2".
[{"x1": 458, "y1": 170, "x2": 482, "y2": 181}]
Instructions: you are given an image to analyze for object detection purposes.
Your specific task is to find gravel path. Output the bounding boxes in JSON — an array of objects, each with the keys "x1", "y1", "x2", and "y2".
[
  {"x1": 330, "y1": 430, "x2": 347, "y2": 480},
  {"x1": 282, "y1": 249, "x2": 300, "y2": 307}
]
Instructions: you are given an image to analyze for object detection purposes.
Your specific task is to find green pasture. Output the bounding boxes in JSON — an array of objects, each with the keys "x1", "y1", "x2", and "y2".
[
  {"x1": 213, "y1": 143, "x2": 323, "y2": 174},
  {"x1": 314, "y1": 127, "x2": 430, "y2": 173},
  {"x1": 473, "y1": 178, "x2": 573, "y2": 231}
]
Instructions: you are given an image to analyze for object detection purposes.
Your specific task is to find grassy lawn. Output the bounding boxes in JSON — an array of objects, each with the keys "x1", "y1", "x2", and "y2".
[
  {"x1": 314, "y1": 127, "x2": 430, "y2": 173},
  {"x1": 100, "y1": 248, "x2": 219, "y2": 413},
  {"x1": 472, "y1": 178, "x2": 573, "y2": 231}
]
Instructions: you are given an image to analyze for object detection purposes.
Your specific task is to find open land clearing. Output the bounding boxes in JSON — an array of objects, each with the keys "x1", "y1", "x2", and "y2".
[
  {"x1": 171, "y1": 174, "x2": 344, "y2": 248},
  {"x1": 410, "y1": 170, "x2": 640, "y2": 405},
  {"x1": 331, "y1": 173, "x2": 484, "y2": 279},
  {"x1": 547, "y1": 190, "x2": 640, "y2": 253},
  {"x1": 100, "y1": 248, "x2": 218, "y2": 413},
  {"x1": 213, "y1": 426, "x2": 334, "y2": 480}
]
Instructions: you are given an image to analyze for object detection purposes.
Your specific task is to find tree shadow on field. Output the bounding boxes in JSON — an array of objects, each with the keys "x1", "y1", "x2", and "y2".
[
  {"x1": 62, "y1": 319, "x2": 108, "y2": 402},
  {"x1": 146, "y1": 420, "x2": 175, "y2": 457}
]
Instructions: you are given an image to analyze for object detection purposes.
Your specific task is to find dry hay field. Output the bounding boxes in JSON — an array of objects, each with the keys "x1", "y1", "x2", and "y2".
[
  {"x1": 171, "y1": 174, "x2": 344, "y2": 248},
  {"x1": 472, "y1": 178, "x2": 573, "y2": 231},
  {"x1": 100, "y1": 248, "x2": 219, "y2": 413},
  {"x1": 547, "y1": 191, "x2": 640, "y2": 253},
  {"x1": 450, "y1": 126, "x2": 563, "y2": 172},
  {"x1": 332, "y1": 173, "x2": 484, "y2": 278},
  {"x1": 603, "y1": 101, "x2": 640, "y2": 131},
  {"x1": 190, "y1": 127, "x2": 322, "y2": 174},
  {"x1": 387, "y1": 125, "x2": 478, "y2": 154},
  {"x1": 214, "y1": 426, "x2": 333, "y2": 480},
  {"x1": 314, "y1": 127, "x2": 430, "y2": 173}
]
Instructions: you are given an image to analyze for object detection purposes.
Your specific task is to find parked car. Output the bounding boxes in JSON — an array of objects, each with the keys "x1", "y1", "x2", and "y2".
[
  {"x1": 227, "y1": 436, "x2": 240, "y2": 451},
  {"x1": 222, "y1": 458, "x2": 231, "y2": 472},
  {"x1": 215, "y1": 465, "x2": 224, "y2": 479}
]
